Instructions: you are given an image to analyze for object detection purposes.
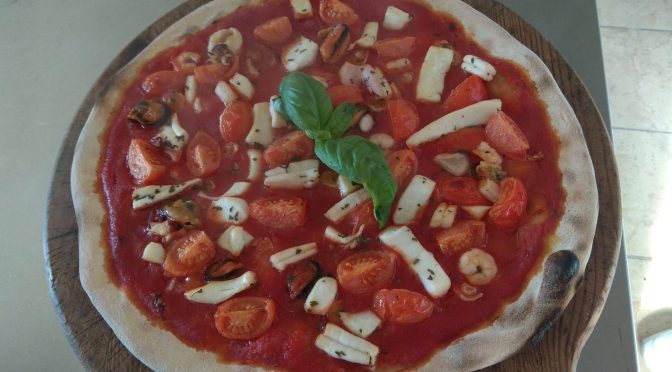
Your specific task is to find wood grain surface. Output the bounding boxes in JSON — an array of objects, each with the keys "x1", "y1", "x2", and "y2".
[{"x1": 43, "y1": 0, "x2": 622, "y2": 370}]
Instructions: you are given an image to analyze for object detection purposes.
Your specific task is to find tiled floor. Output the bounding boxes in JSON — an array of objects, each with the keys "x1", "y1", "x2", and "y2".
[{"x1": 597, "y1": 0, "x2": 672, "y2": 370}]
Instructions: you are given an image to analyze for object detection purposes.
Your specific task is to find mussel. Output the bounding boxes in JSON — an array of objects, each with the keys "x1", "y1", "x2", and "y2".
[
  {"x1": 320, "y1": 24, "x2": 350, "y2": 64},
  {"x1": 128, "y1": 99, "x2": 171, "y2": 127},
  {"x1": 204, "y1": 259, "x2": 244, "y2": 281},
  {"x1": 286, "y1": 261, "x2": 321, "y2": 299}
]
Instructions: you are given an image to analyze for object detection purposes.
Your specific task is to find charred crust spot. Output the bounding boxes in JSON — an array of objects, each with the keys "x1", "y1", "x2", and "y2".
[{"x1": 541, "y1": 250, "x2": 580, "y2": 297}]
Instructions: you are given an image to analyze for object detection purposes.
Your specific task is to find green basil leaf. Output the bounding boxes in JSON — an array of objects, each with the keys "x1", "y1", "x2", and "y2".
[
  {"x1": 315, "y1": 136, "x2": 397, "y2": 227},
  {"x1": 307, "y1": 129, "x2": 333, "y2": 142},
  {"x1": 326, "y1": 103, "x2": 357, "y2": 139},
  {"x1": 271, "y1": 96, "x2": 290, "y2": 121},
  {"x1": 279, "y1": 72, "x2": 333, "y2": 139}
]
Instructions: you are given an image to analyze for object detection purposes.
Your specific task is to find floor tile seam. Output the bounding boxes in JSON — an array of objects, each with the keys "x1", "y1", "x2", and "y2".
[
  {"x1": 612, "y1": 127, "x2": 672, "y2": 135},
  {"x1": 627, "y1": 255, "x2": 653, "y2": 262},
  {"x1": 599, "y1": 24, "x2": 672, "y2": 33}
]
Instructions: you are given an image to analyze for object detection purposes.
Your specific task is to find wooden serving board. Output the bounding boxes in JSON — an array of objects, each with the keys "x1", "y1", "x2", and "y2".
[{"x1": 44, "y1": 0, "x2": 622, "y2": 370}]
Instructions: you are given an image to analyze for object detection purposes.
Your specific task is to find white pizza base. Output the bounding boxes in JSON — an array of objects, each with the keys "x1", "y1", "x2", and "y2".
[{"x1": 71, "y1": 0, "x2": 598, "y2": 370}]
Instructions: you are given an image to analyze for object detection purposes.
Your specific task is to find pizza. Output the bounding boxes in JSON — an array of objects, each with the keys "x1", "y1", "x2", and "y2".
[{"x1": 72, "y1": 0, "x2": 598, "y2": 370}]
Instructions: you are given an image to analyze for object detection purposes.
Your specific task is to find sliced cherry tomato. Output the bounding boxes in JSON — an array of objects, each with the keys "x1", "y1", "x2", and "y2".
[
  {"x1": 489, "y1": 177, "x2": 527, "y2": 229},
  {"x1": 253, "y1": 16, "x2": 293, "y2": 45},
  {"x1": 485, "y1": 111, "x2": 530, "y2": 159},
  {"x1": 337, "y1": 251, "x2": 396, "y2": 294},
  {"x1": 442, "y1": 75, "x2": 488, "y2": 113},
  {"x1": 374, "y1": 37, "x2": 416, "y2": 59},
  {"x1": 186, "y1": 131, "x2": 221, "y2": 177},
  {"x1": 141, "y1": 71, "x2": 186, "y2": 96},
  {"x1": 219, "y1": 101, "x2": 253, "y2": 142},
  {"x1": 193, "y1": 61, "x2": 238, "y2": 85},
  {"x1": 263, "y1": 131, "x2": 314, "y2": 168},
  {"x1": 372, "y1": 289, "x2": 434, "y2": 324},
  {"x1": 435, "y1": 176, "x2": 490, "y2": 205},
  {"x1": 127, "y1": 138, "x2": 167, "y2": 185},
  {"x1": 163, "y1": 230, "x2": 216, "y2": 277},
  {"x1": 249, "y1": 196, "x2": 308, "y2": 230},
  {"x1": 435, "y1": 220, "x2": 486, "y2": 253},
  {"x1": 422, "y1": 127, "x2": 486, "y2": 157},
  {"x1": 170, "y1": 51, "x2": 201, "y2": 74},
  {"x1": 319, "y1": 0, "x2": 359, "y2": 25},
  {"x1": 348, "y1": 200, "x2": 378, "y2": 235},
  {"x1": 387, "y1": 99, "x2": 420, "y2": 141},
  {"x1": 327, "y1": 85, "x2": 365, "y2": 107},
  {"x1": 386, "y1": 149, "x2": 418, "y2": 187},
  {"x1": 214, "y1": 297, "x2": 276, "y2": 340}
]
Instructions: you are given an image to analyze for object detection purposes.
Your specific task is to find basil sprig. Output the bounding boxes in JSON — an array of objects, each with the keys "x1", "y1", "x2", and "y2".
[{"x1": 277, "y1": 72, "x2": 397, "y2": 227}]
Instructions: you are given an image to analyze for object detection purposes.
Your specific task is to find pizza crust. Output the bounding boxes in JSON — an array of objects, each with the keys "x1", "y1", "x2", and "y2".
[{"x1": 71, "y1": 0, "x2": 598, "y2": 370}]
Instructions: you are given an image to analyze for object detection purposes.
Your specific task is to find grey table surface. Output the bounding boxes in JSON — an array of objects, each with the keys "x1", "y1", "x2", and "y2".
[{"x1": 0, "y1": 0, "x2": 636, "y2": 371}]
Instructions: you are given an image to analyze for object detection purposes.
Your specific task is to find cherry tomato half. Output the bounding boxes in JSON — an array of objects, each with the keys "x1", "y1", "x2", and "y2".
[
  {"x1": 249, "y1": 196, "x2": 308, "y2": 231},
  {"x1": 163, "y1": 230, "x2": 216, "y2": 277},
  {"x1": 214, "y1": 297, "x2": 276, "y2": 340},
  {"x1": 489, "y1": 177, "x2": 528, "y2": 229},
  {"x1": 127, "y1": 138, "x2": 166, "y2": 185},
  {"x1": 186, "y1": 131, "x2": 221, "y2": 177},
  {"x1": 373, "y1": 289, "x2": 434, "y2": 324},
  {"x1": 337, "y1": 251, "x2": 397, "y2": 294}
]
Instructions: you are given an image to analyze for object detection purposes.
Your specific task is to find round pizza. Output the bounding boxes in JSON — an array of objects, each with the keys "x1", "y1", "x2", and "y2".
[{"x1": 72, "y1": 0, "x2": 598, "y2": 370}]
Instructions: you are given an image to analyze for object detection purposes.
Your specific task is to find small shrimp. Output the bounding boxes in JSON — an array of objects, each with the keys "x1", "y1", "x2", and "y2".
[
  {"x1": 455, "y1": 283, "x2": 483, "y2": 302},
  {"x1": 458, "y1": 248, "x2": 498, "y2": 286}
]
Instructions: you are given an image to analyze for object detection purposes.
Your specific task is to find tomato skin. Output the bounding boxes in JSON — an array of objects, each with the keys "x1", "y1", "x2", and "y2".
[
  {"x1": 163, "y1": 230, "x2": 216, "y2": 277},
  {"x1": 442, "y1": 75, "x2": 488, "y2": 113},
  {"x1": 127, "y1": 138, "x2": 167, "y2": 185},
  {"x1": 435, "y1": 220, "x2": 486, "y2": 253},
  {"x1": 436, "y1": 176, "x2": 490, "y2": 205},
  {"x1": 388, "y1": 99, "x2": 420, "y2": 141},
  {"x1": 489, "y1": 177, "x2": 528, "y2": 229},
  {"x1": 253, "y1": 16, "x2": 293, "y2": 45},
  {"x1": 249, "y1": 196, "x2": 308, "y2": 230},
  {"x1": 319, "y1": 0, "x2": 359, "y2": 25},
  {"x1": 373, "y1": 289, "x2": 434, "y2": 324},
  {"x1": 219, "y1": 101, "x2": 253, "y2": 142},
  {"x1": 214, "y1": 297, "x2": 276, "y2": 340},
  {"x1": 327, "y1": 85, "x2": 365, "y2": 107},
  {"x1": 485, "y1": 111, "x2": 530, "y2": 159},
  {"x1": 337, "y1": 251, "x2": 396, "y2": 294},
  {"x1": 141, "y1": 71, "x2": 186, "y2": 96},
  {"x1": 387, "y1": 149, "x2": 418, "y2": 187},
  {"x1": 422, "y1": 127, "x2": 486, "y2": 157},
  {"x1": 186, "y1": 131, "x2": 221, "y2": 177},
  {"x1": 263, "y1": 131, "x2": 314, "y2": 168},
  {"x1": 193, "y1": 62, "x2": 237, "y2": 85},
  {"x1": 348, "y1": 200, "x2": 378, "y2": 235},
  {"x1": 374, "y1": 37, "x2": 416, "y2": 59}
]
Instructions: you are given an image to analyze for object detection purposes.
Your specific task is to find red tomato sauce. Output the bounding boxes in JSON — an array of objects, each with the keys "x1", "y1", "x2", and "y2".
[{"x1": 99, "y1": 0, "x2": 565, "y2": 370}]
